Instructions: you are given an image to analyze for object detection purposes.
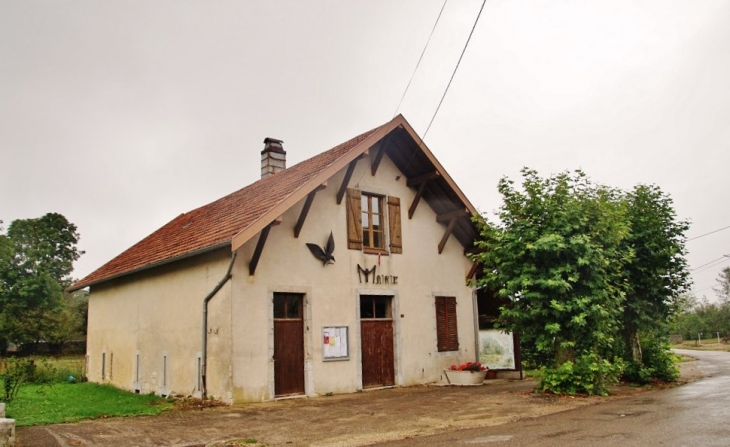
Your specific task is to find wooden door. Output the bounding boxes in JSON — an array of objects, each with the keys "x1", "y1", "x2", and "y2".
[
  {"x1": 360, "y1": 295, "x2": 395, "y2": 388},
  {"x1": 274, "y1": 293, "x2": 304, "y2": 396}
]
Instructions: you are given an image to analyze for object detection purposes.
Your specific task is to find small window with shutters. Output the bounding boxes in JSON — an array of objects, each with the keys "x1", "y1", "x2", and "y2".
[
  {"x1": 346, "y1": 188, "x2": 402, "y2": 254},
  {"x1": 361, "y1": 193, "x2": 385, "y2": 251},
  {"x1": 435, "y1": 296, "x2": 459, "y2": 352}
]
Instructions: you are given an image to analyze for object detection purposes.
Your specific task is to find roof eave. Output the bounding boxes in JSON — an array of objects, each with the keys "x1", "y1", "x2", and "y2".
[
  {"x1": 394, "y1": 115, "x2": 479, "y2": 216},
  {"x1": 230, "y1": 114, "x2": 479, "y2": 253},
  {"x1": 230, "y1": 117, "x2": 401, "y2": 252},
  {"x1": 67, "y1": 241, "x2": 231, "y2": 292}
]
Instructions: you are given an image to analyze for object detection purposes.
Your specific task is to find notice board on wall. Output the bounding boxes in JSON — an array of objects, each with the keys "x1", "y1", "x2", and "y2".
[{"x1": 322, "y1": 326, "x2": 349, "y2": 361}]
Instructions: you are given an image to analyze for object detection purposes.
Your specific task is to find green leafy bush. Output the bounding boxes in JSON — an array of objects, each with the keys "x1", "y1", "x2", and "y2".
[
  {"x1": 622, "y1": 339, "x2": 679, "y2": 384},
  {"x1": 1, "y1": 355, "x2": 87, "y2": 400},
  {"x1": 643, "y1": 340, "x2": 679, "y2": 382},
  {"x1": 1, "y1": 357, "x2": 38, "y2": 400},
  {"x1": 537, "y1": 353, "x2": 624, "y2": 396}
]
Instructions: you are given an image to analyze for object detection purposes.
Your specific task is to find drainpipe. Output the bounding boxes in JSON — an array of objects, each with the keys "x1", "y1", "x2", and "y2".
[
  {"x1": 472, "y1": 289, "x2": 480, "y2": 364},
  {"x1": 201, "y1": 251, "x2": 237, "y2": 399}
]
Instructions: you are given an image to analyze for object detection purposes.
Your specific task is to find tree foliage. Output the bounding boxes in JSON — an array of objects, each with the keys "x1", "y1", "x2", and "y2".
[
  {"x1": 674, "y1": 293, "x2": 730, "y2": 340},
  {"x1": 620, "y1": 185, "x2": 690, "y2": 374},
  {"x1": 0, "y1": 213, "x2": 84, "y2": 351},
  {"x1": 474, "y1": 169, "x2": 629, "y2": 394},
  {"x1": 714, "y1": 267, "x2": 730, "y2": 304},
  {"x1": 474, "y1": 169, "x2": 690, "y2": 394}
]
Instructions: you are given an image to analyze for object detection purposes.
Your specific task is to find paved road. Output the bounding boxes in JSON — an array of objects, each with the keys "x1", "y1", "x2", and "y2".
[{"x1": 374, "y1": 349, "x2": 730, "y2": 447}]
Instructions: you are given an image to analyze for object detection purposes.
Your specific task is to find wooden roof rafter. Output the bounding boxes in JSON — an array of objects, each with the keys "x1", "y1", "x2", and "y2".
[
  {"x1": 249, "y1": 217, "x2": 282, "y2": 275},
  {"x1": 406, "y1": 171, "x2": 441, "y2": 219},
  {"x1": 436, "y1": 209, "x2": 471, "y2": 254},
  {"x1": 294, "y1": 182, "x2": 327, "y2": 238},
  {"x1": 370, "y1": 138, "x2": 390, "y2": 176},
  {"x1": 466, "y1": 261, "x2": 479, "y2": 281},
  {"x1": 230, "y1": 124, "x2": 394, "y2": 252},
  {"x1": 336, "y1": 151, "x2": 368, "y2": 205},
  {"x1": 71, "y1": 114, "x2": 484, "y2": 291}
]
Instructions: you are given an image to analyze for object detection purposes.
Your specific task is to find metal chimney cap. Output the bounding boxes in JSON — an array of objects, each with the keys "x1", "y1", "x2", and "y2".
[{"x1": 262, "y1": 137, "x2": 285, "y2": 154}]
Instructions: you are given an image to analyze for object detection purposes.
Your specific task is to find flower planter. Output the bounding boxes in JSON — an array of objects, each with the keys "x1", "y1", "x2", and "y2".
[
  {"x1": 444, "y1": 369, "x2": 487, "y2": 386},
  {"x1": 485, "y1": 370, "x2": 497, "y2": 380}
]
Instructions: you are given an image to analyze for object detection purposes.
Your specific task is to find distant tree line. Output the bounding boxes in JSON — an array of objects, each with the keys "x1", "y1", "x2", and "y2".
[
  {"x1": 674, "y1": 267, "x2": 730, "y2": 341},
  {"x1": 0, "y1": 213, "x2": 87, "y2": 355}
]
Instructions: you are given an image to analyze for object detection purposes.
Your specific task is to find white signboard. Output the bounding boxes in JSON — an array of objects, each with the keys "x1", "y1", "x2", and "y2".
[
  {"x1": 322, "y1": 326, "x2": 349, "y2": 361},
  {"x1": 478, "y1": 330, "x2": 515, "y2": 369}
]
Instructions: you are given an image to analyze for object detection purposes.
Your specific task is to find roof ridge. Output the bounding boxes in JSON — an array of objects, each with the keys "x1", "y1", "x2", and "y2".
[{"x1": 69, "y1": 119, "x2": 389, "y2": 291}]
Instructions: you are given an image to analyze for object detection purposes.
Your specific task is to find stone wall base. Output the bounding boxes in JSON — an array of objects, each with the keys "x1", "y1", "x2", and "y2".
[
  {"x1": 0, "y1": 418, "x2": 15, "y2": 447},
  {"x1": 495, "y1": 370, "x2": 523, "y2": 380}
]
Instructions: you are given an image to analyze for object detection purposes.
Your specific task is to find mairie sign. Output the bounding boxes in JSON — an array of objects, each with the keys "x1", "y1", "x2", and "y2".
[{"x1": 357, "y1": 264, "x2": 398, "y2": 285}]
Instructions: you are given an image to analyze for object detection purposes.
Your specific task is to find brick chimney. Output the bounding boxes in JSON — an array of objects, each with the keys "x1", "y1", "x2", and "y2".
[{"x1": 261, "y1": 137, "x2": 286, "y2": 178}]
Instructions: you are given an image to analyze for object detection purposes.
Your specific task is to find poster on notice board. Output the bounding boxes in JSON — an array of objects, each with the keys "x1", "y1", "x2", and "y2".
[{"x1": 322, "y1": 326, "x2": 349, "y2": 361}]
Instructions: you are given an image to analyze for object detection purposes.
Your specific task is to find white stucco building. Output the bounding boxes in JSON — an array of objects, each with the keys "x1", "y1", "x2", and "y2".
[{"x1": 70, "y1": 115, "x2": 507, "y2": 403}]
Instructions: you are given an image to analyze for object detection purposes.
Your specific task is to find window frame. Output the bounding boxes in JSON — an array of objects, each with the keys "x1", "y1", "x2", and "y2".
[
  {"x1": 273, "y1": 293, "x2": 304, "y2": 320},
  {"x1": 361, "y1": 192, "x2": 387, "y2": 253},
  {"x1": 359, "y1": 295, "x2": 393, "y2": 320},
  {"x1": 346, "y1": 188, "x2": 402, "y2": 255}
]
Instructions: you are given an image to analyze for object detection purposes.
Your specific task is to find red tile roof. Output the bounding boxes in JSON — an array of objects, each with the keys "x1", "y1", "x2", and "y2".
[{"x1": 70, "y1": 122, "x2": 386, "y2": 291}]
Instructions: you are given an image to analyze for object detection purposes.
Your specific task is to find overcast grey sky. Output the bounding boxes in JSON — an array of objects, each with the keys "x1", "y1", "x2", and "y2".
[{"x1": 1, "y1": 1, "x2": 728, "y2": 300}]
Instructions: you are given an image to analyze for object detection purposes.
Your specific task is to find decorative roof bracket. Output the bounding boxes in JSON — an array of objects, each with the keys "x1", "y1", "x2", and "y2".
[
  {"x1": 249, "y1": 217, "x2": 281, "y2": 275},
  {"x1": 407, "y1": 171, "x2": 440, "y2": 219},
  {"x1": 295, "y1": 182, "x2": 327, "y2": 238}
]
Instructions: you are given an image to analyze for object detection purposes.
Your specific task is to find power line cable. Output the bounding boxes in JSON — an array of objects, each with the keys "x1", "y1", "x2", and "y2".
[
  {"x1": 691, "y1": 255, "x2": 730, "y2": 272},
  {"x1": 687, "y1": 225, "x2": 730, "y2": 241},
  {"x1": 693, "y1": 260, "x2": 730, "y2": 275},
  {"x1": 353, "y1": 1, "x2": 449, "y2": 189},
  {"x1": 400, "y1": 0, "x2": 488, "y2": 176},
  {"x1": 392, "y1": 0, "x2": 449, "y2": 117},
  {"x1": 423, "y1": 0, "x2": 488, "y2": 140}
]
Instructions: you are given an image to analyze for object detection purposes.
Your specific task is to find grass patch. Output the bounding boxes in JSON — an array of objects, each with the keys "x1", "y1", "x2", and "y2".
[
  {"x1": 674, "y1": 354, "x2": 695, "y2": 363},
  {"x1": 41, "y1": 355, "x2": 86, "y2": 382},
  {"x1": 4, "y1": 382, "x2": 172, "y2": 426},
  {"x1": 671, "y1": 342, "x2": 730, "y2": 352}
]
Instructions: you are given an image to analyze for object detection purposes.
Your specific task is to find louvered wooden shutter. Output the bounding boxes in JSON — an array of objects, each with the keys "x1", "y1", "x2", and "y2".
[
  {"x1": 387, "y1": 196, "x2": 402, "y2": 254},
  {"x1": 346, "y1": 188, "x2": 363, "y2": 250},
  {"x1": 436, "y1": 296, "x2": 459, "y2": 352}
]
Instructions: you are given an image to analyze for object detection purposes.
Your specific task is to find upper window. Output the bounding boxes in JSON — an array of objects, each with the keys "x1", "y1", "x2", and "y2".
[
  {"x1": 273, "y1": 293, "x2": 303, "y2": 319},
  {"x1": 346, "y1": 188, "x2": 402, "y2": 254},
  {"x1": 361, "y1": 193, "x2": 385, "y2": 250},
  {"x1": 360, "y1": 295, "x2": 392, "y2": 319}
]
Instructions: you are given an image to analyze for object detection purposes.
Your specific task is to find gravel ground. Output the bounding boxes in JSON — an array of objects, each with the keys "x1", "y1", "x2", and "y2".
[{"x1": 15, "y1": 360, "x2": 703, "y2": 447}]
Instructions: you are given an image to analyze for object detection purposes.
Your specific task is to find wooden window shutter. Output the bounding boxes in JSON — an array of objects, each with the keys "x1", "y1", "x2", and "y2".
[
  {"x1": 436, "y1": 297, "x2": 447, "y2": 351},
  {"x1": 346, "y1": 188, "x2": 363, "y2": 250},
  {"x1": 436, "y1": 296, "x2": 459, "y2": 352},
  {"x1": 387, "y1": 196, "x2": 402, "y2": 254},
  {"x1": 446, "y1": 297, "x2": 459, "y2": 351}
]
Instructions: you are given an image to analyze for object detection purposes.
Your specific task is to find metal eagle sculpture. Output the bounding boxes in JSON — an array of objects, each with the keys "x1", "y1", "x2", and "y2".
[{"x1": 306, "y1": 232, "x2": 335, "y2": 266}]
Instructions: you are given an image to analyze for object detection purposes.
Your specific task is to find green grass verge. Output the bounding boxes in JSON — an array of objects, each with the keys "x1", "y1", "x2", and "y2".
[
  {"x1": 41, "y1": 355, "x2": 86, "y2": 382},
  {"x1": 4, "y1": 382, "x2": 172, "y2": 426},
  {"x1": 671, "y1": 342, "x2": 730, "y2": 352}
]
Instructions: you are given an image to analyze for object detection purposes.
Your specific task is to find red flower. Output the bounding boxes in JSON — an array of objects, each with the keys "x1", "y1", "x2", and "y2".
[{"x1": 449, "y1": 362, "x2": 487, "y2": 372}]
